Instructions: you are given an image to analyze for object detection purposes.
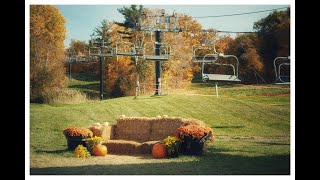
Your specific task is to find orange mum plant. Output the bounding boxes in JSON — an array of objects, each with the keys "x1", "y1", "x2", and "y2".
[
  {"x1": 176, "y1": 125, "x2": 214, "y2": 142},
  {"x1": 63, "y1": 127, "x2": 93, "y2": 138}
]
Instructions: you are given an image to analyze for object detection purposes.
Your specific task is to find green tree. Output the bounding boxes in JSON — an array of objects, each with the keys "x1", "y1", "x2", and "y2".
[
  {"x1": 94, "y1": 19, "x2": 112, "y2": 40},
  {"x1": 30, "y1": 5, "x2": 67, "y2": 102},
  {"x1": 116, "y1": 5, "x2": 143, "y2": 29},
  {"x1": 254, "y1": 8, "x2": 290, "y2": 82}
]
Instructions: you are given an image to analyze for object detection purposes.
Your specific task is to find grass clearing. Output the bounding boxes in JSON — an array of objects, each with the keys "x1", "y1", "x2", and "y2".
[{"x1": 30, "y1": 74, "x2": 290, "y2": 175}]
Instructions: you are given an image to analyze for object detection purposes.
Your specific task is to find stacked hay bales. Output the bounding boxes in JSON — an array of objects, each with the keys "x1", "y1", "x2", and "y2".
[
  {"x1": 114, "y1": 117, "x2": 153, "y2": 142},
  {"x1": 102, "y1": 116, "x2": 210, "y2": 154},
  {"x1": 149, "y1": 117, "x2": 186, "y2": 140}
]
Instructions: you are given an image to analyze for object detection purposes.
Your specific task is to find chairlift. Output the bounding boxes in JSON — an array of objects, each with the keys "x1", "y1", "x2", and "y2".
[
  {"x1": 274, "y1": 56, "x2": 290, "y2": 85},
  {"x1": 201, "y1": 54, "x2": 240, "y2": 83},
  {"x1": 192, "y1": 44, "x2": 217, "y2": 62},
  {"x1": 100, "y1": 46, "x2": 114, "y2": 57},
  {"x1": 143, "y1": 42, "x2": 171, "y2": 60},
  {"x1": 89, "y1": 47, "x2": 101, "y2": 56},
  {"x1": 200, "y1": 53, "x2": 241, "y2": 97},
  {"x1": 115, "y1": 42, "x2": 136, "y2": 56}
]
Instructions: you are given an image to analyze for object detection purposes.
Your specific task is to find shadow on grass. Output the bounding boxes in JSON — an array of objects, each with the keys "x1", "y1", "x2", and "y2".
[
  {"x1": 30, "y1": 152, "x2": 290, "y2": 175},
  {"x1": 255, "y1": 142, "x2": 290, "y2": 146},
  {"x1": 70, "y1": 73, "x2": 99, "y2": 82},
  {"x1": 35, "y1": 149, "x2": 70, "y2": 154},
  {"x1": 69, "y1": 83, "x2": 99, "y2": 92},
  {"x1": 213, "y1": 125, "x2": 245, "y2": 129}
]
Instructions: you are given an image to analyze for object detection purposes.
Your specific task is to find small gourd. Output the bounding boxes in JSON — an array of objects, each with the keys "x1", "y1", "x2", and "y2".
[{"x1": 93, "y1": 144, "x2": 108, "y2": 156}]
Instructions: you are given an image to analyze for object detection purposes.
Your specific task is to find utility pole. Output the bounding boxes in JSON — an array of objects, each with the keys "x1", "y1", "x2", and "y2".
[{"x1": 155, "y1": 30, "x2": 161, "y2": 96}]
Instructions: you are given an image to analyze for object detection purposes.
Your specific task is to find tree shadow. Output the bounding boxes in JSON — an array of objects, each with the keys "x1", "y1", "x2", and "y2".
[
  {"x1": 69, "y1": 83, "x2": 99, "y2": 92},
  {"x1": 212, "y1": 125, "x2": 245, "y2": 129},
  {"x1": 255, "y1": 142, "x2": 290, "y2": 146},
  {"x1": 70, "y1": 73, "x2": 99, "y2": 82},
  {"x1": 35, "y1": 149, "x2": 70, "y2": 154}
]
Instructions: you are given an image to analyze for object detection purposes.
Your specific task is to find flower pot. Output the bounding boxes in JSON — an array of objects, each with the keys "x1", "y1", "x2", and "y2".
[
  {"x1": 167, "y1": 150, "x2": 179, "y2": 158},
  {"x1": 180, "y1": 138, "x2": 204, "y2": 155},
  {"x1": 64, "y1": 134, "x2": 88, "y2": 150}
]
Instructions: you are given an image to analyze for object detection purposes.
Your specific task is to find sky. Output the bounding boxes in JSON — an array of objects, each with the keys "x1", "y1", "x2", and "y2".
[{"x1": 56, "y1": 4, "x2": 290, "y2": 48}]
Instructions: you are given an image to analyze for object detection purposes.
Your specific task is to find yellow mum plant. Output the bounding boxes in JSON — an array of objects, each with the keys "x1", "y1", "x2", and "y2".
[{"x1": 74, "y1": 144, "x2": 91, "y2": 158}]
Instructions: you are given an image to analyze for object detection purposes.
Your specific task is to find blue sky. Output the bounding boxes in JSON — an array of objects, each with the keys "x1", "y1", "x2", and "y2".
[{"x1": 56, "y1": 5, "x2": 289, "y2": 48}]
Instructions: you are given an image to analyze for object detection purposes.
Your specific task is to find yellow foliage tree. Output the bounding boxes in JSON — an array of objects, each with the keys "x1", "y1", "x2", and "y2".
[{"x1": 30, "y1": 5, "x2": 67, "y2": 102}]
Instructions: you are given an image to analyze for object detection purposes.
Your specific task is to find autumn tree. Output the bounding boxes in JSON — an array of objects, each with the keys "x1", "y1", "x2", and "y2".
[
  {"x1": 67, "y1": 39, "x2": 89, "y2": 56},
  {"x1": 254, "y1": 8, "x2": 290, "y2": 82},
  {"x1": 162, "y1": 32, "x2": 194, "y2": 88},
  {"x1": 114, "y1": 5, "x2": 153, "y2": 97},
  {"x1": 224, "y1": 33, "x2": 264, "y2": 84},
  {"x1": 66, "y1": 39, "x2": 99, "y2": 75},
  {"x1": 30, "y1": 5, "x2": 67, "y2": 102}
]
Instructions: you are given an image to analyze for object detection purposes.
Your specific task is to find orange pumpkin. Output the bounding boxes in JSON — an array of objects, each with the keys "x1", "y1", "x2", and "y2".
[
  {"x1": 152, "y1": 143, "x2": 167, "y2": 158},
  {"x1": 93, "y1": 144, "x2": 107, "y2": 156}
]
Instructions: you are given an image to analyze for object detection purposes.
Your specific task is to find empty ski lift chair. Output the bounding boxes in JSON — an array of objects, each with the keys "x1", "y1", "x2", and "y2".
[
  {"x1": 115, "y1": 42, "x2": 136, "y2": 56},
  {"x1": 274, "y1": 56, "x2": 290, "y2": 85},
  {"x1": 192, "y1": 44, "x2": 217, "y2": 62},
  {"x1": 201, "y1": 53, "x2": 241, "y2": 97},
  {"x1": 143, "y1": 41, "x2": 171, "y2": 60},
  {"x1": 100, "y1": 46, "x2": 114, "y2": 57}
]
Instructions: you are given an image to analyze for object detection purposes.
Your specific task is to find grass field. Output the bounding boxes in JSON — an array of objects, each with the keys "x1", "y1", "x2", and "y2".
[{"x1": 30, "y1": 74, "x2": 290, "y2": 175}]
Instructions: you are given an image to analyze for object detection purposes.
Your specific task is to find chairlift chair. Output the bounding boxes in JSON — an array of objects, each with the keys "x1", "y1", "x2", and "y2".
[
  {"x1": 201, "y1": 53, "x2": 241, "y2": 97},
  {"x1": 89, "y1": 47, "x2": 101, "y2": 56},
  {"x1": 100, "y1": 46, "x2": 114, "y2": 57},
  {"x1": 143, "y1": 42, "x2": 171, "y2": 60},
  {"x1": 201, "y1": 54, "x2": 240, "y2": 83},
  {"x1": 115, "y1": 42, "x2": 136, "y2": 56},
  {"x1": 273, "y1": 56, "x2": 290, "y2": 85},
  {"x1": 192, "y1": 44, "x2": 217, "y2": 62}
]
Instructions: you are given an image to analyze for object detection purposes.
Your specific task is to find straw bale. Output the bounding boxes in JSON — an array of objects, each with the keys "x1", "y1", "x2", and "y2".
[
  {"x1": 115, "y1": 117, "x2": 153, "y2": 142},
  {"x1": 89, "y1": 124, "x2": 116, "y2": 141},
  {"x1": 149, "y1": 117, "x2": 186, "y2": 140},
  {"x1": 103, "y1": 140, "x2": 142, "y2": 154},
  {"x1": 140, "y1": 141, "x2": 160, "y2": 154}
]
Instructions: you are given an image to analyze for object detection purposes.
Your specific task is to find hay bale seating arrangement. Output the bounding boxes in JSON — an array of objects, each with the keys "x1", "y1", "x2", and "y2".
[{"x1": 88, "y1": 116, "x2": 208, "y2": 154}]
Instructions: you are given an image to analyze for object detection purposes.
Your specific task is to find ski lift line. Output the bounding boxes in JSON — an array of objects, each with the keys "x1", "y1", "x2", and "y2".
[{"x1": 192, "y1": 7, "x2": 288, "y2": 18}]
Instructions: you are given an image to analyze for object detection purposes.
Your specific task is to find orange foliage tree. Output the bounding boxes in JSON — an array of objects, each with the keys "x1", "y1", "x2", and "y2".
[
  {"x1": 30, "y1": 5, "x2": 67, "y2": 102},
  {"x1": 225, "y1": 33, "x2": 264, "y2": 84}
]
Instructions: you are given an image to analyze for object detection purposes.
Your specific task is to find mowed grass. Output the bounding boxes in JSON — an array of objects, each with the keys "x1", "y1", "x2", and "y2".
[{"x1": 30, "y1": 79, "x2": 290, "y2": 175}]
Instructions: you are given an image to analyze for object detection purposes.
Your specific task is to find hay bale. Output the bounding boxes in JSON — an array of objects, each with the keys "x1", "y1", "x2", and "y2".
[
  {"x1": 149, "y1": 117, "x2": 186, "y2": 140},
  {"x1": 89, "y1": 124, "x2": 116, "y2": 141},
  {"x1": 140, "y1": 141, "x2": 159, "y2": 154},
  {"x1": 103, "y1": 140, "x2": 142, "y2": 154},
  {"x1": 115, "y1": 117, "x2": 153, "y2": 142}
]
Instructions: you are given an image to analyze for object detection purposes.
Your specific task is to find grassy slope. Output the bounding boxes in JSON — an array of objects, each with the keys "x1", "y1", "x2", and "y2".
[{"x1": 30, "y1": 77, "x2": 290, "y2": 175}]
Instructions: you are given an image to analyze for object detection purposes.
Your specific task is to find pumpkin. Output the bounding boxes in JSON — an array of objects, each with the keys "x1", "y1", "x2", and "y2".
[
  {"x1": 152, "y1": 143, "x2": 167, "y2": 158},
  {"x1": 93, "y1": 144, "x2": 107, "y2": 156}
]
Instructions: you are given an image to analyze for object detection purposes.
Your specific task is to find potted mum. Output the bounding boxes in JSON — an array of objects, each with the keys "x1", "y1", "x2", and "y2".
[
  {"x1": 175, "y1": 125, "x2": 214, "y2": 155},
  {"x1": 162, "y1": 136, "x2": 181, "y2": 158},
  {"x1": 63, "y1": 127, "x2": 93, "y2": 150}
]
